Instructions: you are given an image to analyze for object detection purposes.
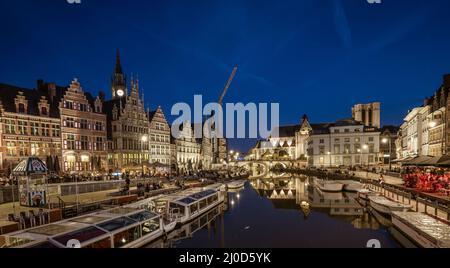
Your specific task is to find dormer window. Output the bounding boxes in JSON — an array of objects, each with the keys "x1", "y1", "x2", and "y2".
[
  {"x1": 18, "y1": 103, "x2": 26, "y2": 113},
  {"x1": 41, "y1": 107, "x2": 48, "y2": 116}
]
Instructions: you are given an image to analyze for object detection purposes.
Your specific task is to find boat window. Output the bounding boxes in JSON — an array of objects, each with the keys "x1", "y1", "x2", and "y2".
[
  {"x1": 97, "y1": 217, "x2": 137, "y2": 232},
  {"x1": 199, "y1": 199, "x2": 207, "y2": 210},
  {"x1": 113, "y1": 226, "x2": 141, "y2": 248},
  {"x1": 199, "y1": 215, "x2": 208, "y2": 226},
  {"x1": 191, "y1": 220, "x2": 200, "y2": 231},
  {"x1": 207, "y1": 196, "x2": 214, "y2": 204},
  {"x1": 128, "y1": 211, "x2": 158, "y2": 223},
  {"x1": 53, "y1": 226, "x2": 107, "y2": 246},
  {"x1": 190, "y1": 203, "x2": 199, "y2": 215},
  {"x1": 83, "y1": 237, "x2": 112, "y2": 249},
  {"x1": 142, "y1": 219, "x2": 160, "y2": 237},
  {"x1": 169, "y1": 203, "x2": 185, "y2": 215}
]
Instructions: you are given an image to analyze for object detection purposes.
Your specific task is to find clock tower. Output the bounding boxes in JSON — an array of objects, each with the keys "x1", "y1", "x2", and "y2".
[{"x1": 111, "y1": 49, "x2": 127, "y2": 99}]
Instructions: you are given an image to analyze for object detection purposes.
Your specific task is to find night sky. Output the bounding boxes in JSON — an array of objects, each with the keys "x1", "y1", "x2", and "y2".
[{"x1": 1, "y1": 0, "x2": 450, "y2": 152}]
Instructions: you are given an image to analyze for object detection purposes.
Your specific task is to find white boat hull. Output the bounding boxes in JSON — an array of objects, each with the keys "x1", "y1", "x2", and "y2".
[
  {"x1": 227, "y1": 180, "x2": 246, "y2": 189},
  {"x1": 317, "y1": 183, "x2": 344, "y2": 192},
  {"x1": 179, "y1": 199, "x2": 224, "y2": 225},
  {"x1": 343, "y1": 183, "x2": 365, "y2": 193},
  {"x1": 369, "y1": 197, "x2": 411, "y2": 216},
  {"x1": 391, "y1": 217, "x2": 438, "y2": 248}
]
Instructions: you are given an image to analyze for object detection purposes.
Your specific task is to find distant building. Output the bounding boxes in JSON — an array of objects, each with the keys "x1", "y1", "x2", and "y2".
[
  {"x1": 395, "y1": 74, "x2": 450, "y2": 160},
  {"x1": 379, "y1": 125, "x2": 399, "y2": 164},
  {"x1": 352, "y1": 102, "x2": 381, "y2": 129},
  {"x1": 148, "y1": 106, "x2": 171, "y2": 168},
  {"x1": 174, "y1": 121, "x2": 202, "y2": 175},
  {"x1": 306, "y1": 119, "x2": 381, "y2": 167}
]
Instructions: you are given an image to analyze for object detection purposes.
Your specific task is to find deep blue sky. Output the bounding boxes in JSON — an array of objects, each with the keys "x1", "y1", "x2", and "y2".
[{"x1": 1, "y1": 0, "x2": 450, "y2": 152}]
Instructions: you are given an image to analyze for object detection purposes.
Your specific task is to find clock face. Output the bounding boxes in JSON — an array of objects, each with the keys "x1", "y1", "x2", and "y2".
[{"x1": 117, "y1": 89, "x2": 125, "y2": 97}]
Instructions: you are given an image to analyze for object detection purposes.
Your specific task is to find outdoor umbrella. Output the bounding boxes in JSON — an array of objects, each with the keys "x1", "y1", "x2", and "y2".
[
  {"x1": 12, "y1": 157, "x2": 48, "y2": 176},
  {"x1": 46, "y1": 155, "x2": 54, "y2": 172}
]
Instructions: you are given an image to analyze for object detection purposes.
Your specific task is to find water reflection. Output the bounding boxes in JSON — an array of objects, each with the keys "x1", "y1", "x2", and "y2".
[
  {"x1": 251, "y1": 176, "x2": 382, "y2": 230},
  {"x1": 145, "y1": 175, "x2": 400, "y2": 248}
]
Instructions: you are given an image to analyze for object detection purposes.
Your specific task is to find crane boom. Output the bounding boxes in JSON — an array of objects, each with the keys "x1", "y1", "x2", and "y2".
[{"x1": 218, "y1": 66, "x2": 238, "y2": 106}]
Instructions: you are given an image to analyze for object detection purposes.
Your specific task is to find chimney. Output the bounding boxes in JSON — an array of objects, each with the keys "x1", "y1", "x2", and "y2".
[
  {"x1": 444, "y1": 74, "x2": 450, "y2": 88},
  {"x1": 47, "y1": 83, "x2": 56, "y2": 102},
  {"x1": 37, "y1": 79, "x2": 45, "y2": 91},
  {"x1": 98, "y1": 90, "x2": 106, "y2": 102}
]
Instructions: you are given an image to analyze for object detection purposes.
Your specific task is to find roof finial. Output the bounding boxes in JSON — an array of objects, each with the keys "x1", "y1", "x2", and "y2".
[{"x1": 115, "y1": 49, "x2": 123, "y2": 74}]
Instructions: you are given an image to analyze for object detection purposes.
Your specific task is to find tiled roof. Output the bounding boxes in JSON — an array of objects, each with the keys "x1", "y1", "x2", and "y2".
[{"x1": 0, "y1": 82, "x2": 66, "y2": 118}]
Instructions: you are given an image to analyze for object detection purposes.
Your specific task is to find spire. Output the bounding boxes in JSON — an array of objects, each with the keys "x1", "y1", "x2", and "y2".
[{"x1": 115, "y1": 49, "x2": 123, "y2": 74}]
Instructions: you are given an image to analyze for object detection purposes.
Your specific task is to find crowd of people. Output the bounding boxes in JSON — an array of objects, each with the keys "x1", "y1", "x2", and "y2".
[{"x1": 402, "y1": 168, "x2": 450, "y2": 193}]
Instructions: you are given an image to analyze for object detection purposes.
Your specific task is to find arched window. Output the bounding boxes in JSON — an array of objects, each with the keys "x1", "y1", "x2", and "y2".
[{"x1": 18, "y1": 103, "x2": 26, "y2": 113}]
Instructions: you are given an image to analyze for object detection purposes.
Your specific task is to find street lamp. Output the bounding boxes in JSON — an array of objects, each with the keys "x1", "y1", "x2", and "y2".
[
  {"x1": 382, "y1": 137, "x2": 392, "y2": 171},
  {"x1": 362, "y1": 144, "x2": 369, "y2": 170},
  {"x1": 141, "y1": 135, "x2": 148, "y2": 176},
  {"x1": 327, "y1": 151, "x2": 331, "y2": 167}
]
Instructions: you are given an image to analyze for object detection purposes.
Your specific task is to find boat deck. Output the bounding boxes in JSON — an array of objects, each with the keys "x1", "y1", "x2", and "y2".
[{"x1": 392, "y1": 212, "x2": 450, "y2": 248}]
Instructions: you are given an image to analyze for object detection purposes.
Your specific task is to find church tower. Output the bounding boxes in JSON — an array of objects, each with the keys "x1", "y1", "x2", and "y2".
[{"x1": 111, "y1": 49, "x2": 127, "y2": 99}]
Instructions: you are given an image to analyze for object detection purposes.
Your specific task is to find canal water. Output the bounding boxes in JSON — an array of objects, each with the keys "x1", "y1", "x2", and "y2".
[{"x1": 146, "y1": 176, "x2": 401, "y2": 248}]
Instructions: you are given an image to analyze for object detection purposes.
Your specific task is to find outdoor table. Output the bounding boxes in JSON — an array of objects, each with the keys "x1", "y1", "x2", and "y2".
[{"x1": 0, "y1": 221, "x2": 19, "y2": 235}]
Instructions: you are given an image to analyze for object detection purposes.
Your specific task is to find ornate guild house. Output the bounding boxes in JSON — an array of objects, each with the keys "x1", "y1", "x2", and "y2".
[
  {"x1": 60, "y1": 79, "x2": 108, "y2": 173},
  {"x1": 104, "y1": 52, "x2": 150, "y2": 172},
  {"x1": 0, "y1": 83, "x2": 62, "y2": 173},
  {"x1": 148, "y1": 106, "x2": 171, "y2": 168}
]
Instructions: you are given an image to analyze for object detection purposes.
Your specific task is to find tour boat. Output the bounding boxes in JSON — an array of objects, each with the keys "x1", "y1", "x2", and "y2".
[
  {"x1": 0, "y1": 207, "x2": 167, "y2": 248},
  {"x1": 227, "y1": 180, "x2": 246, "y2": 190},
  {"x1": 314, "y1": 179, "x2": 344, "y2": 192},
  {"x1": 391, "y1": 212, "x2": 450, "y2": 248},
  {"x1": 168, "y1": 188, "x2": 225, "y2": 225},
  {"x1": 368, "y1": 196, "x2": 412, "y2": 216}
]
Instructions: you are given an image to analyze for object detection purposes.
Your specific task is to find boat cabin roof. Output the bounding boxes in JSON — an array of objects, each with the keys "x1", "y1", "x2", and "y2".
[
  {"x1": 173, "y1": 189, "x2": 218, "y2": 206},
  {"x1": 0, "y1": 207, "x2": 160, "y2": 248}
]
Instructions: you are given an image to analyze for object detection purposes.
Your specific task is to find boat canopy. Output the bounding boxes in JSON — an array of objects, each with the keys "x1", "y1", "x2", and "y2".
[
  {"x1": 0, "y1": 207, "x2": 161, "y2": 248},
  {"x1": 174, "y1": 189, "x2": 218, "y2": 206}
]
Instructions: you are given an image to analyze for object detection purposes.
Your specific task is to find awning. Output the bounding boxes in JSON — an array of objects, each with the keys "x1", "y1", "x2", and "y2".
[
  {"x1": 402, "y1": 156, "x2": 434, "y2": 166},
  {"x1": 12, "y1": 157, "x2": 48, "y2": 176},
  {"x1": 419, "y1": 155, "x2": 450, "y2": 167},
  {"x1": 393, "y1": 156, "x2": 416, "y2": 163}
]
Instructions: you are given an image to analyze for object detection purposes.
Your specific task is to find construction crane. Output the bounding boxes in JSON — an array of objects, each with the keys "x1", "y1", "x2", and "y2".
[
  {"x1": 211, "y1": 66, "x2": 238, "y2": 164},
  {"x1": 218, "y1": 66, "x2": 238, "y2": 106}
]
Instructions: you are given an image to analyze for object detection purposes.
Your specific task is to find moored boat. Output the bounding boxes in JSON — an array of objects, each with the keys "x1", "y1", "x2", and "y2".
[
  {"x1": 314, "y1": 178, "x2": 344, "y2": 192},
  {"x1": 0, "y1": 207, "x2": 167, "y2": 248},
  {"x1": 338, "y1": 181, "x2": 366, "y2": 192},
  {"x1": 227, "y1": 180, "x2": 246, "y2": 189},
  {"x1": 357, "y1": 189, "x2": 379, "y2": 202},
  {"x1": 391, "y1": 212, "x2": 450, "y2": 248},
  {"x1": 368, "y1": 196, "x2": 412, "y2": 216}
]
